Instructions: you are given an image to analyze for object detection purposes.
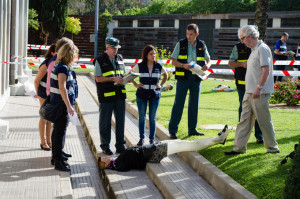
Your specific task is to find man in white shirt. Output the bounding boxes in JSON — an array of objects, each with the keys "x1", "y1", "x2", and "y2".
[{"x1": 225, "y1": 25, "x2": 280, "y2": 155}]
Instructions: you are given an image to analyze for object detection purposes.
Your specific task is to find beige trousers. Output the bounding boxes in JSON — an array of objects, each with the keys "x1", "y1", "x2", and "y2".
[{"x1": 233, "y1": 93, "x2": 279, "y2": 153}]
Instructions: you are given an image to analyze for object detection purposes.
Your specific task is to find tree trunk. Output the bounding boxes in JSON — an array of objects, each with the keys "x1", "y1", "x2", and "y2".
[{"x1": 255, "y1": 0, "x2": 270, "y2": 41}]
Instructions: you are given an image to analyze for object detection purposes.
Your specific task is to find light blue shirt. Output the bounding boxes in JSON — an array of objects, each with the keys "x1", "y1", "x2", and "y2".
[
  {"x1": 229, "y1": 45, "x2": 238, "y2": 62},
  {"x1": 171, "y1": 40, "x2": 210, "y2": 63},
  {"x1": 94, "y1": 56, "x2": 125, "y2": 76}
]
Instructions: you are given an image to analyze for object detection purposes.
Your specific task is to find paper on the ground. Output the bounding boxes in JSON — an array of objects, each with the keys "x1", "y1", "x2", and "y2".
[
  {"x1": 114, "y1": 72, "x2": 140, "y2": 86},
  {"x1": 23, "y1": 81, "x2": 38, "y2": 102},
  {"x1": 68, "y1": 112, "x2": 81, "y2": 126},
  {"x1": 200, "y1": 124, "x2": 236, "y2": 130},
  {"x1": 189, "y1": 61, "x2": 211, "y2": 80}
]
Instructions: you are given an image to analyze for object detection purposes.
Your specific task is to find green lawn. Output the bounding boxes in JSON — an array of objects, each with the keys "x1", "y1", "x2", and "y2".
[{"x1": 125, "y1": 78, "x2": 300, "y2": 199}]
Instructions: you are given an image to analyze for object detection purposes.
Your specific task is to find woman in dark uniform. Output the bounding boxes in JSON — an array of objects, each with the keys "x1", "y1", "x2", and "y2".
[{"x1": 98, "y1": 125, "x2": 229, "y2": 172}]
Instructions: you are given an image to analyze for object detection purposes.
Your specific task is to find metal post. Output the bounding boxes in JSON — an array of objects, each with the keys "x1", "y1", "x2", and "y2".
[{"x1": 94, "y1": 0, "x2": 99, "y2": 58}]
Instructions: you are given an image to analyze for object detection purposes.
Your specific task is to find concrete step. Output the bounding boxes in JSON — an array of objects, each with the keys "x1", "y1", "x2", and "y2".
[
  {"x1": 77, "y1": 74, "x2": 226, "y2": 199},
  {"x1": 75, "y1": 75, "x2": 163, "y2": 199}
]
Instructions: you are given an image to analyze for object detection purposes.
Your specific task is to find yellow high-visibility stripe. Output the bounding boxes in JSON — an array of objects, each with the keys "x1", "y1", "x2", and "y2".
[
  {"x1": 178, "y1": 55, "x2": 187, "y2": 59},
  {"x1": 238, "y1": 80, "x2": 245, "y2": 85},
  {"x1": 115, "y1": 70, "x2": 124, "y2": 75},
  {"x1": 237, "y1": 59, "x2": 248, "y2": 62},
  {"x1": 122, "y1": 89, "x2": 126, "y2": 93},
  {"x1": 176, "y1": 71, "x2": 185, "y2": 76},
  {"x1": 102, "y1": 71, "x2": 115, "y2": 77},
  {"x1": 196, "y1": 57, "x2": 205, "y2": 61},
  {"x1": 104, "y1": 91, "x2": 116, "y2": 97}
]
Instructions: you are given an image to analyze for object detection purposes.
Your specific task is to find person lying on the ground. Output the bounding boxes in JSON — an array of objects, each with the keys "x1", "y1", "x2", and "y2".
[{"x1": 98, "y1": 125, "x2": 229, "y2": 172}]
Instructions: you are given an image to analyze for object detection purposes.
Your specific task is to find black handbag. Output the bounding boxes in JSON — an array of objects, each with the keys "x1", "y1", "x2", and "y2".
[{"x1": 39, "y1": 96, "x2": 65, "y2": 123}]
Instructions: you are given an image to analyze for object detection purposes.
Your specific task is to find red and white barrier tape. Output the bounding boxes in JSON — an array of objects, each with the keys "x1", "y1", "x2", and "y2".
[
  {"x1": 24, "y1": 57, "x2": 300, "y2": 66},
  {"x1": 27, "y1": 44, "x2": 50, "y2": 50},
  {"x1": 2, "y1": 55, "x2": 300, "y2": 76}
]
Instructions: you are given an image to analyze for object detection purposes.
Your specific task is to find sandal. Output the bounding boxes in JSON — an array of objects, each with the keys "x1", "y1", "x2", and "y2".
[
  {"x1": 40, "y1": 143, "x2": 51, "y2": 151},
  {"x1": 46, "y1": 139, "x2": 52, "y2": 148}
]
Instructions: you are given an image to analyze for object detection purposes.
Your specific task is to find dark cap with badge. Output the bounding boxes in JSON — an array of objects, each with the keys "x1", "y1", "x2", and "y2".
[{"x1": 105, "y1": 37, "x2": 121, "y2": 49}]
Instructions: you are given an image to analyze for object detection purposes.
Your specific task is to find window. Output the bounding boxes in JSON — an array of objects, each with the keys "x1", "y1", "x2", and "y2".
[
  {"x1": 138, "y1": 20, "x2": 154, "y2": 27},
  {"x1": 159, "y1": 20, "x2": 174, "y2": 27},
  {"x1": 119, "y1": 20, "x2": 132, "y2": 27},
  {"x1": 281, "y1": 18, "x2": 300, "y2": 27},
  {"x1": 248, "y1": 19, "x2": 272, "y2": 27},
  {"x1": 221, "y1": 19, "x2": 240, "y2": 27}
]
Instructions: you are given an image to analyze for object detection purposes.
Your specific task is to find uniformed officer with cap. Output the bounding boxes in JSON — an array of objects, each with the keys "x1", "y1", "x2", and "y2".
[{"x1": 93, "y1": 37, "x2": 126, "y2": 155}]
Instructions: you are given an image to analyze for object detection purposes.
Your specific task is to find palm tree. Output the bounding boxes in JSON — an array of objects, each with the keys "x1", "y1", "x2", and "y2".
[{"x1": 254, "y1": 0, "x2": 270, "y2": 41}]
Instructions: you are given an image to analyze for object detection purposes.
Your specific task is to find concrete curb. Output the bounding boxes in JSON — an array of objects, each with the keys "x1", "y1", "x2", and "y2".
[
  {"x1": 124, "y1": 92, "x2": 258, "y2": 199},
  {"x1": 80, "y1": 73, "x2": 257, "y2": 199},
  {"x1": 75, "y1": 97, "x2": 127, "y2": 199},
  {"x1": 60, "y1": 171, "x2": 74, "y2": 199}
]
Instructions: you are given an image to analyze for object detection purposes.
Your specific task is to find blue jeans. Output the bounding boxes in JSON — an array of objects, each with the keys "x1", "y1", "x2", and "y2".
[
  {"x1": 136, "y1": 97, "x2": 160, "y2": 139},
  {"x1": 237, "y1": 89, "x2": 263, "y2": 141},
  {"x1": 169, "y1": 74, "x2": 201, "y2": 135},
  {"x1": 99, "y1": 99, "x2": 126, "y2": 151}
]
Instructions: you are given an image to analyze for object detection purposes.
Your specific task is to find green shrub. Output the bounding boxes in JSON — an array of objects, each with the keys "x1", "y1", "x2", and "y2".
[
  {"x1": 156, "y1": 46, "x2": 173, "y2": 80},
  {"x1": 271, "y1": 79, "x2": 300, "y2": 106},
  {"x1": 28, "y1": 8, "x2": 40, "y2": 30},
  {"x1": 65, "y1": 17, "x2": 81, "y2": 35},
  {"x1": 284, "y1": 139, "x2": 300, "y2": 199}
]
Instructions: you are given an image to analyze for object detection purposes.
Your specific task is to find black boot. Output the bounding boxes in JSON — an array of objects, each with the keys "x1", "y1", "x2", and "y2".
[
  {"x1": 62, "y1": 150, "x2": 72, "y2": 158},
  {"x1": 55, "y1": 159, "x2": 70, "y2": 172}
]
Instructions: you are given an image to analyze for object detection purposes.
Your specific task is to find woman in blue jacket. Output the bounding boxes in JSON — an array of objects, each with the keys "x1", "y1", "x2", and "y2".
[
  {"x1": 131, "y1": 45, "x2": 168, "y2": 146},
  {"x1": 50, "y1": 41, "x2": 78, "y2": 171}
]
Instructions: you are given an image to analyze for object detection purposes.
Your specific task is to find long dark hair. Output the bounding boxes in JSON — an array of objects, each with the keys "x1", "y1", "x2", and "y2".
[
  {"x1": 44, "y1": 44, "x2": 56, "y2": 59},
  {"x1": 141, "y1": 45, "x2": 157, "y2": 65}
]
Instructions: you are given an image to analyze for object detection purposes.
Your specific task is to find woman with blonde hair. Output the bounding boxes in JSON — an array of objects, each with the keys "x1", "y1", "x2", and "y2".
[
  {"x1": 34, "y1": 43, "x2": 56, "y2": 151},
  {"x1": 50, "y1": 41, "x2": 78, "y2": 171}
]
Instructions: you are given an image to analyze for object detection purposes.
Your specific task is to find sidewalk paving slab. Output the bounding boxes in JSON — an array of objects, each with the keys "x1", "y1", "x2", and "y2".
[{"x1": 0, "y1": 76, "x2": 107, "y2": 198}]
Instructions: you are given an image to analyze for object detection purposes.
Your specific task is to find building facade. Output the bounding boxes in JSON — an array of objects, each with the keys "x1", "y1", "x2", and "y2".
[
  {"x1": 111, "y1": 11, "x2": 300, "y2": 59},
  {"x1": 0, "y1": 0, "x2": 30, "y2": 112}
]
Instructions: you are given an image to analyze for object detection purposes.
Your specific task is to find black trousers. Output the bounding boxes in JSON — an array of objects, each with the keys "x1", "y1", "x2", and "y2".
[{"x1": 52, "y1": 107, "x2": 69, "y2": 161}]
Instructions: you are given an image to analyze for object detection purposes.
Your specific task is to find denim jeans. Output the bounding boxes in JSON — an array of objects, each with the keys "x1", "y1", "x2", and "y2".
[
  {"x1": 169, "y1": 74, "x2": 201, "y2": 135},
  {"x1": 136, "y1": 97, "x2": 160, "y2": 139},
  {"x1": 99, "y1": 99, "x2": 126, "y2": 151}
]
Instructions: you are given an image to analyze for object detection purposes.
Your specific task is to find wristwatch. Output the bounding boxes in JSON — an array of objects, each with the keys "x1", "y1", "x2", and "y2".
[
  {"x1": 258, "y1": 85, "x2": 263, "y2": 89},
  {"x1": 181, "y1": 63, "x2": 184, "y2": 68}
]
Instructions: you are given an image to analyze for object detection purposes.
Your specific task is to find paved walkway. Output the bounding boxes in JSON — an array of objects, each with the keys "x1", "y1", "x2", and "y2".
[
  {"x1": 0, "y1": 92, "x2": 107, "y2": 198},
  {"x1": 78, "y1": 75, "x2": 224, "y2": 199}
]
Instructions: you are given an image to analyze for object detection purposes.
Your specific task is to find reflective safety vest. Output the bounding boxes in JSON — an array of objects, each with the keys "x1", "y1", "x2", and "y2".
[
  {"x1": 235, "y1": 42, "x2": 251, "y2": 90},
  {"x1": 37, "y1": 59, "x2": 50, "y2": 99},
  {"x1": 175, "y1": 38, "x2": 205, "y2": 81},
  {"x1": 94, "y1": 53, "x2": 126, "y2": 103},
  {"x1": 136, "y1": 62, "x2": 162, "y2": 101},
  {"x1": 274, "y1": 40, "x2": 288, "y2": 60}
]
